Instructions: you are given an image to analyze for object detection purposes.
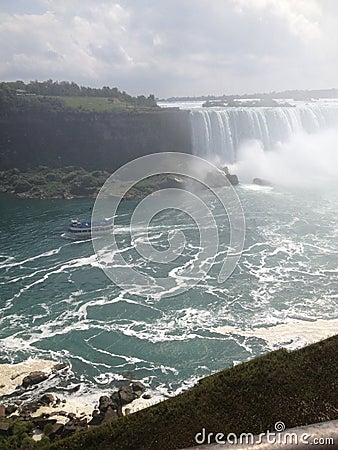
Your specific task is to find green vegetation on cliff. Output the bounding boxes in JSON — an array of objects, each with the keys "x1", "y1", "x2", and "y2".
[
  {"x1": 0, "y1": 166, "x2": 109, "y2": 198},
  {"x1": 40, "y1": 335, "x2": 337, "y2": 450},
  {"x1": 0, "y1": 167, "x2": 185, "y2": 200},
  {"x1": 0, "y1": 89, "x2": 191, "y2": 172},
  {"x1": 0, "y1": 80, "x2": 157, "y2": 115},
  {"x1": 0, "y1": 167, "x2": 110, "y2": 198}
]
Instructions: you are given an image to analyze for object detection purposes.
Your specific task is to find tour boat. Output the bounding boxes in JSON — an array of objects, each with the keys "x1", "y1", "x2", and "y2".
[{"x1": 66, "y1": 218, "x2": 114, "y2": 239}]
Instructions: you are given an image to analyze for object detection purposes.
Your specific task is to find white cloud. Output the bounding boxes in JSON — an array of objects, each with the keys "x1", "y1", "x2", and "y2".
[
  {"x1": 0, "y1": 0, "x2": 337, "y2": 96},
  {"x1": 0, "y1": 3, "x2": 134, "y2": 81},
  {"x1": 233, "y1": 0, "x2": 321, "y2": 40}
]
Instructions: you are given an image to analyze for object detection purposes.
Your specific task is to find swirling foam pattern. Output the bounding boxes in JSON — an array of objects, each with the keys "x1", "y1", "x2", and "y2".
[{"x1": 0, "y1": 183, "x2": 337, "y2": 398}]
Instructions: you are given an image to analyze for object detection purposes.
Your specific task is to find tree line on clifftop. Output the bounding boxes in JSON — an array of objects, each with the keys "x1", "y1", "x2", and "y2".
[{"x1": 0, "y1": 80, "x2": 157, "y2": 114}]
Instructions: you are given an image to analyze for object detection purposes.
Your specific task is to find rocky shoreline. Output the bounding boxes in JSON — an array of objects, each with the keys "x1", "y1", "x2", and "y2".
[
  {"x1": 0, "y1": 361, "x2": 161, "y2": 444},
  {"x1": 1, "y1": 336, "x2": 337, "y2": 448},
  {"x1": 0, "y1": 167, "x2": 110, "y2": 200},
  {"x1": 0, "y1": 165, "x2": 240, "y2": 201}
]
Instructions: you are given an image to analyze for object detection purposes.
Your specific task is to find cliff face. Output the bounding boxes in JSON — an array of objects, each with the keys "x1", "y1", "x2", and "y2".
[{"x1": 0, "y1": 109, "x2": 192, "y2": 171}]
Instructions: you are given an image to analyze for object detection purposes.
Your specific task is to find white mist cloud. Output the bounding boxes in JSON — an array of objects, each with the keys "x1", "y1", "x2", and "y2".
[{"x1": 232, "y1": 129, "x2": 338, "y2": 188}]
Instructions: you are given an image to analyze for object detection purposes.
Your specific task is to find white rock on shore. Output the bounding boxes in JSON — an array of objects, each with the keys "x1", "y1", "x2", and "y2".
[{"x1": 0, "y1": 358, "x2": 55, "y2": 396}]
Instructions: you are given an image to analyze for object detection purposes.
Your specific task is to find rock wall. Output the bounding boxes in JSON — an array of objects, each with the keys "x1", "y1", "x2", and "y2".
[{"x1": 0, "y1": 109, "x2": 192, "y2": 171}]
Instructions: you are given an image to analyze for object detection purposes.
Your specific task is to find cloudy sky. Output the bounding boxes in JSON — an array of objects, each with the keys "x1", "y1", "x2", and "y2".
[{"x1": 1, "y1": 0, "x2": 338, "y2": 97}]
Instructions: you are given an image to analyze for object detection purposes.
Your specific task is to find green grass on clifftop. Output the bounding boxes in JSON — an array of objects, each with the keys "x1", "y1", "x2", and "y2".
[
  {"x1": 58, "y1": 96, "x2": 158, "y2": 112},
  {"x1": 45, "y1": 334, "x2": 337, "y2": 450}
]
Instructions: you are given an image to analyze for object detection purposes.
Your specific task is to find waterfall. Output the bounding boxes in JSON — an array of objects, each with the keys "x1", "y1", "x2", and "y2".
[{"x1": 190, "y1": 105, "x2": 338, "y2": 163}]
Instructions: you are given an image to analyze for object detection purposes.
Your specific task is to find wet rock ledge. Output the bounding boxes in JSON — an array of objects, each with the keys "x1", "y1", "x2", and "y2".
[{"x1": 0, "y1": 363, "x2": 152, "y2": 443}]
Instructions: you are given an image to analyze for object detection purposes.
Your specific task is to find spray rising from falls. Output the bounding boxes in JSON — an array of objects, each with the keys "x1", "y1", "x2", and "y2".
[
  {"x1": 190, "y1": 105, "x2": 338, "y2": 164},
  {"x1": 232, "y1": 129, "x2": 338, "y2": 188},
  {"x1": 190, "y1": 104, "x2": 338, "y2": 187}
]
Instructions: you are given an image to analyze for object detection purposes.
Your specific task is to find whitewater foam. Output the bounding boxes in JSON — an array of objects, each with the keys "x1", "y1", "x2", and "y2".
[{"x1": 215, "y1": 318, "x2": 338, "y2": 349}]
